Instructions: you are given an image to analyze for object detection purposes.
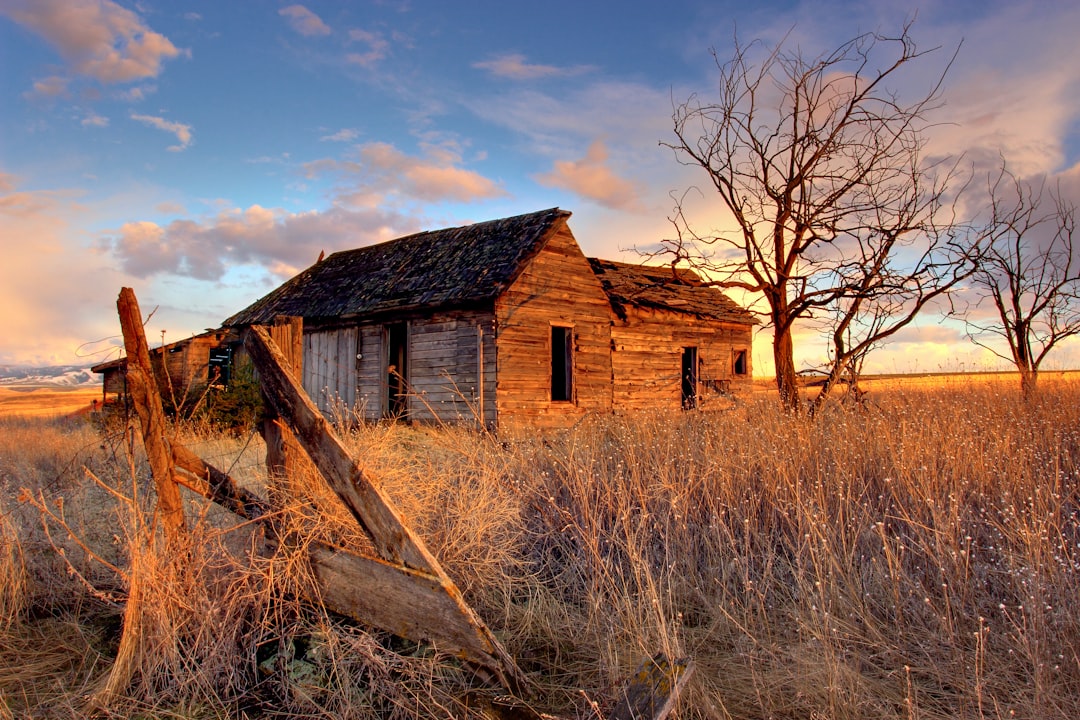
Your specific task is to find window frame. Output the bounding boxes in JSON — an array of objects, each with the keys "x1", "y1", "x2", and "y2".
[
  {"x1": 733, "y1": 348, "x2": 748, "y2": 376},
  {"x1": 550, "y1": 324, "x2": 574, "y2": 403}
]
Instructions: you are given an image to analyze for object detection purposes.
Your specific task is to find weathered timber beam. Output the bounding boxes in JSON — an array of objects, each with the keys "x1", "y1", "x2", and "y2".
[
  {"x1": 116, "y1": 288, "x2": 186, "y2": 543},
  {"x1": 244, "y1": 324, "x2": 531, "y2": 694},
  {"x1": 170, "y1": 443, "x2": 271, "y2": 520},
  {"x1": 245, "y1": 325, "x2": 440, "y2": 573},
  {"x1": 307, "y1": 543, "x2": 506, "y2": 670}
]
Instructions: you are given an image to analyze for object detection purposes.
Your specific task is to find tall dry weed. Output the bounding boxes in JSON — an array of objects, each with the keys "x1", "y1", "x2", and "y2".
[
  {"x1": 0, "y1": 501, "x2": 26, "y2": 631},
  {"x1": 3, "y1": 379, "x2": 1080, "y2": 718}
]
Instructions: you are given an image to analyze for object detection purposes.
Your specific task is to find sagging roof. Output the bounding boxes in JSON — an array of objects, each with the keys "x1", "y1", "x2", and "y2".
[
  {"x1": 90, "y1": 357, "x2": 125, "y2": 373},
  {"x1": 224, "y1": 208, "x2": 571, "y2": 326},
  {"x1": 90, "y1": 329, "x2": 233, "y2": 374},
  {"x1": 587, "y1": 258, "x2": 758, "y2": 325}
]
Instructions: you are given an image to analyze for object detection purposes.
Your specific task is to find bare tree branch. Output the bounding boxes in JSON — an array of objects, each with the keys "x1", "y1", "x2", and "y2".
[
  {"x1": 964, "y1": 161, "x2": 1080, "y2": 397},
  {"x1": 660, "y1": 23, "x2": 976, "y2": 411}
]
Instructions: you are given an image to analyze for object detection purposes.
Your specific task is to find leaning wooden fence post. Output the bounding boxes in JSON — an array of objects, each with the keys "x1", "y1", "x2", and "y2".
[
  {"x1": 261, "y1": 316, "x2": 304, "y2": 485},
  {"x1": 116, "y1": 287, "x2": 186, "y2": 544},
  {"x1": 245, "y1": 325, "x2": 529, "y2": 694}
]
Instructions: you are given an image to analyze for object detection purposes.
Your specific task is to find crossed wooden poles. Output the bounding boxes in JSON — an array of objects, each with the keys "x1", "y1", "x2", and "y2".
[{"x1": 115, "y1": 287, "x2": 690, "y2": 719}]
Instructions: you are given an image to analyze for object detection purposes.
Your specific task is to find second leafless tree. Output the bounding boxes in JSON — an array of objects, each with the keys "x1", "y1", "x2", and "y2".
[{"x1": 965, "y1": 164, "x2": 1080, "y2": 398}]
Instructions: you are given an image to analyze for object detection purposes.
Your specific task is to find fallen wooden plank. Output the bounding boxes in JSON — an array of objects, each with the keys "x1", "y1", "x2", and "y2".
[{"x1": 308, "y1": 543, "x2": 508, "y2": 671}]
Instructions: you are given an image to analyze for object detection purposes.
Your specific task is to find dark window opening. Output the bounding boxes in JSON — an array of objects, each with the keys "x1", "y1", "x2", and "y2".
[
  {"x1": 208, "y1": 345, "x2": 232, "y2": 387},
  {"x1": 551, "y1": 326, "x2": 573, "y2": 402},
  {"x1": 387, "y1": 322, "x2": 408, "y2": 417},
  {"x1": 681, "y1": 347, "x2": 698, "y2": 409},
  {"x1": 733, "y1": 349, "x2": 748, "y2": 376}
]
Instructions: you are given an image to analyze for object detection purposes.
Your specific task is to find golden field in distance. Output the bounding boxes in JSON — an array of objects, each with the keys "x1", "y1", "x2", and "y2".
[
  {"x1": 752, "y1": 368, "x2": 1080, "y2": 393},
  {"x1": 2, "y1": 370, "x2": 1079, "y2": 419},
  {"x1": 0, "y1": 386, "x2": 103, "y2": 418}
]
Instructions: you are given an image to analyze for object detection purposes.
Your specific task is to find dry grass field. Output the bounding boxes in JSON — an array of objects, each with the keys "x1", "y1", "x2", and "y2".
[
  {"x1": 0, "y1": 386, "x2": 103, "y2": 418},
  {"x1": 1, "y1": 373, "x2": 1078, "y2": 718}
]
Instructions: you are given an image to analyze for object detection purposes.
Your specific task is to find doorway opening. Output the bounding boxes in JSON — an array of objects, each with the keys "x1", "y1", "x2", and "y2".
[
  {"x1": 681, "y1": 347, "x2": 698, "y2": 409},
  {"x1": 386, "y1": 322, "x2": 408, "y2": 418}
]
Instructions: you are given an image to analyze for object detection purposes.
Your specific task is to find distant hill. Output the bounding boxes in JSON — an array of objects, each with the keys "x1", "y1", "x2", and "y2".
[{"x1": 0, "y1": 364, "x2": 101, "y2": 388}]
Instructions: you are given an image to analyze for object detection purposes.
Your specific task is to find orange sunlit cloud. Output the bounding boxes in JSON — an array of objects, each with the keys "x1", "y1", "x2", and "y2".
[
  {"x1": 2, "y1": 0, "x2": 182, "y2": 86},
  {"x1": 279, "y1": 5, "x2": 331, "y2": 37},
  {"x1": 537, "y1": 140, "x2": 645, "y2": 212}
]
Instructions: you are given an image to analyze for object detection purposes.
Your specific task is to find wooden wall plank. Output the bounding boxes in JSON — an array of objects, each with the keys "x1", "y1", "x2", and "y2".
[
  {"x1": 495, "y1": 226, "x2": 614, "y2": 429},
  {"x1": 611, "y1": 307, "x2": 753, "y2": 410}
]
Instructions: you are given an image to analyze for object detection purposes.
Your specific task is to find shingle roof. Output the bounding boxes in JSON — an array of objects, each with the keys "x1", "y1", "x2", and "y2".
[
  {"x1": 224, "y1": 208, "x2": 571, "y2": 326},
  {"x1": 587, "y1": 258, "x2": 757, "y2": 325}
]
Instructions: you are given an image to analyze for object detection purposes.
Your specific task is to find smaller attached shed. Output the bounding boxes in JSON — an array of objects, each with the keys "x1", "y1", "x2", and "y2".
[
  {"x1": 92, "y1": 329, "x2": 234, "y2": 407},
  {"x1": 589, "y1": 259, "x2": 756, "y2": 410}
]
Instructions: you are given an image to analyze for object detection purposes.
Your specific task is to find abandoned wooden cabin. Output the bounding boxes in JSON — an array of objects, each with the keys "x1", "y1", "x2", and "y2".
[{"x1": 223, "y1": 208, "x2": 755, "y2": 430}]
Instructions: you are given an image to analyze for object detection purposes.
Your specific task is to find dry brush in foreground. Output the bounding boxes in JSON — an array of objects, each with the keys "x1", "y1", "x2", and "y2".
[{"x1": 1, "y1": 378, "x2": 1078, "y2": 718}]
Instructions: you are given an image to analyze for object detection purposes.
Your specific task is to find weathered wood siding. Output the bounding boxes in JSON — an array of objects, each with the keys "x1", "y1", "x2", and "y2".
[
  {"x1": 495, "y1": 225, "x2": 613, "y2": 429},
  {"x1": 101, "y1": 366, "x2": 126, "y2": 395},
  {"x1": 302, "y1": 327, "x2": 359, "y2": 417},
  {"x1": 306, "y1": 310, "x2": 497, "y2": 426},
  {"x1": 356, "y1": 325, "x2": 384, "y2": 421},
  {"x1": 150, "y1": 333, "x2": 229, "y2": 402},
  {"x1": 403, "y1": 311, "x2": 497, "y2": 426},
  {"x1": 611, "y1": 307, "x2": 753, "y2": 411}
]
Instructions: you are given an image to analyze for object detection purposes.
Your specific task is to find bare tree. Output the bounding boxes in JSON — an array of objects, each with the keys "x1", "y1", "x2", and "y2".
[
  {"x1": 661, "y1": 24, "x2": 983, "y2": 412},
  {"x1": 965, "y1": 164, "x2": 1080, "y2": 398}
]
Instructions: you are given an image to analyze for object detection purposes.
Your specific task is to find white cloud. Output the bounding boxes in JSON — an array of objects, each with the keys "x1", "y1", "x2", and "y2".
[
  {"x1": 726, "y1": 2, "x2": 1080, "y2": 182},
  {"x1": 130, "y1": 113, "x2": 192, "y2": 151},
  {"x1": 29, "y1": 74, "x2": 68, "y2": 97},
  {"x1": 320, "y1": 128, "x2": 360, "y2": 142},
  {"x1": 154, "y1": 201, "x2": 186, "y2": 215},
  {"x1": 346, "y1": 28, "x2": 388, "y2": 68},
  {"x1": 116, "y1": 85, "x2": 151, "y2": 102},
  {"x1": 465, "y1": 79, "x2": 687, "y2": 218},
  {"x1": 279, "y1": 5, "x2": 331, "y2": 37},
  {"x1": 895, "y1": 10, "x2": 1080, "y2": 186},
  {"x1": 0, "y1": 0, "x2": 182, "y2": 84},
  {"x1": 473, "y1": 54, "x2": 593, "y2": 80},
  {"x1": 0, "y1": 172, "x2": 126, "y2": 365},
  {"x1": 81, "y1": 111, "x2": 108, "y2": 127},
  {"x1": 103, "y1": 141, "x2": 507, "y2": 284},
  {"x1": 105, "y1": 204, "x2": 421, "y2": 281}
]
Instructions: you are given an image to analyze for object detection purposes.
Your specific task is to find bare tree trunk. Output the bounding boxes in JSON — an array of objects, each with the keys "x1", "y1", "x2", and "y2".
[
  {"x1": 1019, "y1": 365, "x2": 1038, "y2": 400},
  {"x1": 773, "y1": 325, "x2": 800, "y2": 412}
]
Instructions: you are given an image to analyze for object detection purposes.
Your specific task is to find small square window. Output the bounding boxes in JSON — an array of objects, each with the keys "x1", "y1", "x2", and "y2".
[{"x1": 733, "y1": 349, "x2": 748, "y2": 376}]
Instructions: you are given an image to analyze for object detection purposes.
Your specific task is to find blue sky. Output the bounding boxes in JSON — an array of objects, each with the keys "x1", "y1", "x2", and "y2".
[{"x1": 2, "y1": 0, "x2": 1079, "y2": 375}]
